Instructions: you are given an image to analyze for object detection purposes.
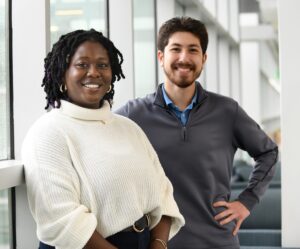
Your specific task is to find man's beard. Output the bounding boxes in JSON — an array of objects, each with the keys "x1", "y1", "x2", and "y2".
[{"x1": 163, "y1": 62, "x2": 202, "y2": 88}]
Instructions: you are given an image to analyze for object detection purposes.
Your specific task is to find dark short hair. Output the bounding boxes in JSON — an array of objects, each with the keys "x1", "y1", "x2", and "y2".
[
  {"x1": 42, "y1": 29, "x2": 125, "y2": 109},
  {"x1": 157, "y1": 16, "x2": 208, "y2": 54}
]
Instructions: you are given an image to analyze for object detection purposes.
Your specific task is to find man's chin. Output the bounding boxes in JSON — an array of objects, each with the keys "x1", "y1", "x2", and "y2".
[{"x1": 174, "y1": 81, "x2": 195, "y2": 88}]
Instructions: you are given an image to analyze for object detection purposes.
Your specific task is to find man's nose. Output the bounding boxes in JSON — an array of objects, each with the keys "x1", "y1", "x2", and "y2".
[{"x1": 178, "y1": 50, "x2": 189, "y2": 62}]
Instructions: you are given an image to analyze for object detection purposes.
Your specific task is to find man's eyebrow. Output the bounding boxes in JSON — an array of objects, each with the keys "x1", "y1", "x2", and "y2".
[{"x1": 169, "y1": 43, "x2": 200, "y2": 47}]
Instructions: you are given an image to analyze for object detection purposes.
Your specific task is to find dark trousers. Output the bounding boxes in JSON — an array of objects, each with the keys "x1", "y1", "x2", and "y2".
[{"x1": 39, "y1": 228, "x2": 150, "y2": 249}]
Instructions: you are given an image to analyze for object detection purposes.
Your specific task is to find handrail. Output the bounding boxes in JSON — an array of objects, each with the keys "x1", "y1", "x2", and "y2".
[{"x1": 0, "y1": 160, "x2": 24, "y2": 190}]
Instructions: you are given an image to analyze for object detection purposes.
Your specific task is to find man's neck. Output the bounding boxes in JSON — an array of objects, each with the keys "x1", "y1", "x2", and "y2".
[{"x1": 164, "y1": 81, "x2": 196, "y2": 111}]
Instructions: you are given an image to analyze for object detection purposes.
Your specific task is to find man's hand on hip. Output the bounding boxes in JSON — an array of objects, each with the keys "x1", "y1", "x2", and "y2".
[{"x1": 213, "y1": 200, "x2": 250, "y2": 236}]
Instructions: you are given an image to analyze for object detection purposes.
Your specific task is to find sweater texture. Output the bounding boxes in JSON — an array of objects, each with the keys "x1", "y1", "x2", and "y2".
[
  {"x1": 22, "y1": 100, "x2": 184, "y2": 249},
  {"x1": 115, "y1": 83, "x2": 278, "y2": 249}
]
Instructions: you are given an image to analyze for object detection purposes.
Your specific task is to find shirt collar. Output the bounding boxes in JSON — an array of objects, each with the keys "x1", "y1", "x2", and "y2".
[{"x1": 162, "y1": 83, "x2": 198, "y2": 110}]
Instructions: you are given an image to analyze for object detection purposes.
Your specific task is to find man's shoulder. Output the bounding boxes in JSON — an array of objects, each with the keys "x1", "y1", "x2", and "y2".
[
  {"x1": 205, "y1": 90, "x2": 238, "y2": 109},
  {"x1": 206, "y1": 90, "x2": 237, "y2": 104},
  {"x1": 115, "y1": 92, "x2": 157, "y2": 117}
]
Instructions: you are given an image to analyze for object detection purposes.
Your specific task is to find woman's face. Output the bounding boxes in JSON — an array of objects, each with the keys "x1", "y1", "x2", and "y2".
[{"x1": 64, "y1": 41, "x2": 112, "y2": 109}]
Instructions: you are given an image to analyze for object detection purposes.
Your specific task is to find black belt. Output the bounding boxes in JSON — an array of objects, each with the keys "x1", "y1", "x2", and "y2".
[{"x1": 121, "y1": 214, "x2": 151, "y2": 233}]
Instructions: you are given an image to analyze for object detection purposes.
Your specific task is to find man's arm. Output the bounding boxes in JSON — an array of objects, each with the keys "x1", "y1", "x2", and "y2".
[
  {"x1": 232, "y1": 103, "x2": 278, "y2": 210},
  {"x1": 214, "y1": 103, "x2": 278, "y2": 235}
]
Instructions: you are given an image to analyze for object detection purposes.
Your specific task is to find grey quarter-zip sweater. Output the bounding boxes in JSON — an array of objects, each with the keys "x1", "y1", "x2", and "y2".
[{"x1": 115, "y1": 83, "x2": 278, "y2": 249}]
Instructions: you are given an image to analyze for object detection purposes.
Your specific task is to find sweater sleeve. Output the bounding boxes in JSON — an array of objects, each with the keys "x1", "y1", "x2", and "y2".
[
  {"x1": 135, "y1": 125, "x2": 185, "y2": 240},
  {"x1": 233, "y1": 103, "x2": 278, "y2": 211},
  {"x1": 22, "y1": 125, "x2": 97, "y2": 249}
]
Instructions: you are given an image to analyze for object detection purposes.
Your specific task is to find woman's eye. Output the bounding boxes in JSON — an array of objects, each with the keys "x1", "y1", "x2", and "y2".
[
  {"x1": 97, "y1": 63, "x2": 110, "y2": 69},
  {"x1": 76, "y1": 63, "x2": 88, "y2": 68}
]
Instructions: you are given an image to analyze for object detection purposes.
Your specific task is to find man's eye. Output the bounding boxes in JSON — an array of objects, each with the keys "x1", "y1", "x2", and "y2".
[
  {"x1": 190, "y1": 48, "x2": 200, "y2": 53},
  {"x1": 171, "y1": 48, "x2": 180, "y2": 52}
]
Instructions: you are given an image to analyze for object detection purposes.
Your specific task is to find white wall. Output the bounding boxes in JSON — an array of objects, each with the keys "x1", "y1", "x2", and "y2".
[
  {"x1": 259, "y1": 42, "x2": 280, "y2": 132},
  {"x1": 109, "y1": 0, "x2": 134, "y2": 109},
  {"x1": 260, "y1": 78, "x2": 280, "y2": 132},
  {"x1": 240, "y1": 42, "x2": 261, "y2": 123},
  {"x1": 217, "y1": 0, "x2": 229, "y2": 31},
  {"x1": 278, "y1": 0, "x2": 300, "y2": 247},
  {"x1": 218, "y1": 37, "x2": 230, "y2": 96},
  {"x1": 156, "y1": 0, "x2": 175, "y2": 84},
  {"x1": 230, "y1": 48, "x2": 241, "y2": 103},
  {"x1": 205, "y1": 25, "x2": 219, "y2": 92},
  {"x1": 229, "y1": 0, "x2": 239, "y2": 42},
  {"x1": 12, "y1": 0, "x2": 49, "y2": 248}
]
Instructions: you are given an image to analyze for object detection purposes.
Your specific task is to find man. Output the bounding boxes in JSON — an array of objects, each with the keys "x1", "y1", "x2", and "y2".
[{"x1": 116, "y1": 17, "x2": 278, "y2": 249}]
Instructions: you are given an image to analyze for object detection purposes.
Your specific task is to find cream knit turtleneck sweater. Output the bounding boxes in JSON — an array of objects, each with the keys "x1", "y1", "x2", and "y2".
[{"x1": 22, "y1": 100, "x2": 184, "y2": 249}]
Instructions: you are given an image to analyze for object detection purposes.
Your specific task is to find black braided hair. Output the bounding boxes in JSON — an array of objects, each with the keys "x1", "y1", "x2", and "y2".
[{"x1": 42, "y1": 29, "x2": 125, "y2": 109}]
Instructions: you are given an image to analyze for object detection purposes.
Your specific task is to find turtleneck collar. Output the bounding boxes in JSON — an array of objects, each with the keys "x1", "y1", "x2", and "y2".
[{"x1": 57, "y1": 100, "x2": 114, "y2": 123}]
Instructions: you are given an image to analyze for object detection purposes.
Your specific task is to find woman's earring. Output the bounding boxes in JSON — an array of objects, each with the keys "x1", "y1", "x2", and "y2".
[
  {"x1": 106, "y1": 85, "x2": 112, "y2": 93},
  {"x1": 60, "y1": 84, "x2": 67, "y2": 93}
]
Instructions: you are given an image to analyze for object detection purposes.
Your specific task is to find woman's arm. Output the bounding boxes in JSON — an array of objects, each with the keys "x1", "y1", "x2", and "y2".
[
  {"x1": 84, "y1": 230, "x2": 117, "y2": 249},
  {"x1": 149, "y1": 216, "x2": 171, "y2": 249}
]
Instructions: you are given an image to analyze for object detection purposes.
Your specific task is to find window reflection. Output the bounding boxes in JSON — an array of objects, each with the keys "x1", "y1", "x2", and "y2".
[{"x1": 50, "y1": 0, "x2": 107, "y2": 44}]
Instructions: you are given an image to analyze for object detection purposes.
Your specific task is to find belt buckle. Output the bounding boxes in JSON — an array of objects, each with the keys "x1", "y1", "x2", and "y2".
[
  {"x1": 132, "y1": 214, "x2": 150, "y2": 233},
  {"x1": 133, "y1": 223, "x2": 145, "y2": 233}
]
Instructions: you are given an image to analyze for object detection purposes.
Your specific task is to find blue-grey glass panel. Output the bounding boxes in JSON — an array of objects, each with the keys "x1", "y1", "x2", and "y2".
[{"x1": 50, "y1": 0, "x2": 107, "y2": 44}]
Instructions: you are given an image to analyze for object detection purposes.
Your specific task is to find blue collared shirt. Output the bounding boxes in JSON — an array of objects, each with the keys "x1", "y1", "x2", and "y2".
[{"x1": 162, "y1": 84, "x2": 198, "y2": 126}]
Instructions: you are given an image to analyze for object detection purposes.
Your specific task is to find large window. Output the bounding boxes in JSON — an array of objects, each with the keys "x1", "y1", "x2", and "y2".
[
  {"x1": 0, "y1": 0, "x2": 11, "y2": 248},
  {"x1": 133, "y1": 0, "x2": 156, "y2": 97},
  {"x1": 50, "y1": 0, "x2": 107, "y2": 44}
]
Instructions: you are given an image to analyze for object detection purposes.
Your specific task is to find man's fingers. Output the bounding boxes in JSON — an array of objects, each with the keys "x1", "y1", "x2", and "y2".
[
  {"x1": 213, "y1": 201, "x2": 228, "y2": 208},
  {"x1": 233, "y1": 219, "x2": 242, "y2": 236},
  {"x1": 219, "y1": 213, "x2": 238, "y2": 225},
  {"x1": 214, "y1": 209, "x2": 233, "y2": 221}
]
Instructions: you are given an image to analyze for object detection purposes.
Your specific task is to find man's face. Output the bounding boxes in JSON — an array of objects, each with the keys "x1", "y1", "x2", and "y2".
[{"x1": 158, "y1": 31, "x2": 207, "y2": 88}]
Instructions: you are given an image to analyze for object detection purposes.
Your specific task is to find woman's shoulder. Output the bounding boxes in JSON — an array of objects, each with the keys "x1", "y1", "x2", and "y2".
[{"x1": 24, "y1": 110, "x2": 66, "y2": 141}]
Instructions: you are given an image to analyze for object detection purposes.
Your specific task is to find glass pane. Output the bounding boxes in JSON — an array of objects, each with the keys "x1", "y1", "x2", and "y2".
[
  {"x1": 50, "y1": 0, "x2": 107, "y2": 44},
  {"x1": 133, "y1": 0, "x2": 156, "y2": 98},
  {"x1": 0, "y1": 190, "x2": 9, "y2": 249},
  {"x1": 0, "y1": 0, "x2": 11, "y2": 248},
  {"x1": 0, "y1": 0, "x2": 9, "y2": 160}
]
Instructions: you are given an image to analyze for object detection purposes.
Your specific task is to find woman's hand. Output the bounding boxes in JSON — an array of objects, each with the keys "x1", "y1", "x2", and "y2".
[
  {"x1": 83, "y1": 230, "x2": 118, "y2": 249},
  {"x1": 149, "y1": 215, "x2": 171, "y2": 249}
]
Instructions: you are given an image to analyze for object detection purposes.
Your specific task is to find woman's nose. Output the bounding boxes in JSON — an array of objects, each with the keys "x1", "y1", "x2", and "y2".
[{"x1": 87, "y1": 64, "x2": 100, "y2": 77}]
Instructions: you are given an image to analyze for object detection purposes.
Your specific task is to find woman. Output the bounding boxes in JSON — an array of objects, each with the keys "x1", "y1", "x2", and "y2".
[{"x1": 22, "y1": 29, "x2": 184, "y2": 249}]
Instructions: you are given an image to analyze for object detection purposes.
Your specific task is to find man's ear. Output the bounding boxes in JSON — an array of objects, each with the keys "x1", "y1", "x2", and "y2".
[
  {"x1": 202, "y1": 53, "x2": 208, "y2": 65},
  {"x1": 157, "y1": 50, "x2": 164, "y2": 66}
]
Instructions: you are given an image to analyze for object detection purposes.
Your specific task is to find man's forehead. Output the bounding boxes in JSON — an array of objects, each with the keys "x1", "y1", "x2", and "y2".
[{"x1": 168, "y1": 32, "x2": 201, "y2": 47}]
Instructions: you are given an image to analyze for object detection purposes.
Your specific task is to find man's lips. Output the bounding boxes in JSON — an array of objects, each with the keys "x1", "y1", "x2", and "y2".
[{"x1": 172, "y1": 63, "x2": 194, "y2": 71}]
